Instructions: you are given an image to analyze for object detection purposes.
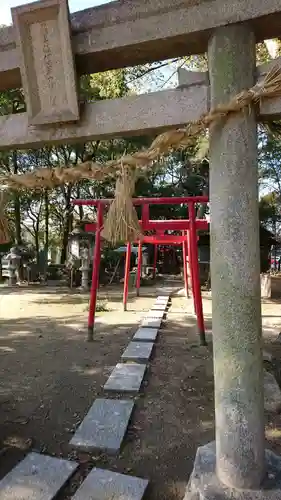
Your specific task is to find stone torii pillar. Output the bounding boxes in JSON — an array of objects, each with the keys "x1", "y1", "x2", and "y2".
[{"x1": 185, "y1": 24, "x2": 281, "y2": 500}]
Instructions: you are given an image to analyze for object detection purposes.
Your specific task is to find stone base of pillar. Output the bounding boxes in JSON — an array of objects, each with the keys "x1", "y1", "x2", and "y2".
[{"x1": 184, "y1": 442, "x2": 281, "y2": 500}]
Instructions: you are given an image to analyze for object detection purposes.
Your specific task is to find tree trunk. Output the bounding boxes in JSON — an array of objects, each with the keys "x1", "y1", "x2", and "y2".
[
  {"x1": 60, "y1": 186, "x2": 72, "y2": 264},
  {"x1": 42, "y1": 189, "x2": 49, "y2": 278},
  {"x1": 12, "y1": 151, "x2": 22, "y2": 246},
  {"x1": 76, "y1": 184, "x2": 84, "y2": 221},
  {"x1": 44, "y1": 189, "x2": 49, "y2": 256},
  {"x1": 35, "y1": 229, "x2": 40, "y2": 265}
]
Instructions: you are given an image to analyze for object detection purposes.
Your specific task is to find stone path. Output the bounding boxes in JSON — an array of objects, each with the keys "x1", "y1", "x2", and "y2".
[
  {"x1": 141, "y1": 317, "x2": 162, "y2": 329},
  {"x1": 69, "y1": 398, "x2": 135, "y2": 454},
  {"x1": 156, "y1": 295, "x2": 169, "y2": 301},
  {"x1": 121, "y1": 341, "x2": 154, "y2": 363},
  {"x1": 155, "y1": 298, "x2": 169, "y2": 306},
  {"x1": 72, "y1": 467, "x2": 149, "y2": 500},
  {"x1": 151, "y1": 303, "x2": 167, "y2": 311},
  {"x1": 133, "y1": 327, "x2": 159, "y2": 342},
  {"x1": 0, "y1": 453, "x2": 78, "y2": 500},
  {"x1": 146, "y1": 310, "x2": 165, "y2": 319},
  {"x1": 104, "y1": 363, "x2": 146, "y2": 392},
  {"x1": 0, "y1": 293, "x2": 170, "y2": 499}
]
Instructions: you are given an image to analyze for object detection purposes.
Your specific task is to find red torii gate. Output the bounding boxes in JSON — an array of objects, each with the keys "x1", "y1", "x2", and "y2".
[{"x1": 72, "y1": 196, "x2": 209, "y2": 345}]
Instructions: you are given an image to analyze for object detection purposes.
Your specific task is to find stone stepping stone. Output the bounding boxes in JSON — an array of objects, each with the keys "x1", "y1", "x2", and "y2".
[
  {"x1": 104, "y1": 363, "x2": 146, "y2": 392},
  {"x1": 155, "y1": 297, "x2": 168, "y2": 303},
  {"x1": 121, "y1": 341, "x2": 154, "y2": 363},
  {"x1": 152, "y1": 303, "x2": 167, "y2": 311},
  {"x1": 156, "y1": 295, "x2": 169, "y2": 302},
  {"x1": 155, "y1": 298, "x2": 168, "y2": 303},
  {"x1": 0, "y1": 452, "x2": 77, "y2": 500},
  {"x1": 146, "y1": 310, "x2": 164, "y2": 319},
  {"x1": 157, "y1": 287, "x2": 171, "y2": 299},
  {"x1": 70, "y1": 398, "x2": 134, "y2": 455},
  {"x1": 133, "y1": 327, "x2": 159, "y2": 342},
  {"x1": 72, "y1": 467, "x2": 148, "y2": 500},
  {"x1": 142, "y1": 317, "x2": 162, "y2": 329}
]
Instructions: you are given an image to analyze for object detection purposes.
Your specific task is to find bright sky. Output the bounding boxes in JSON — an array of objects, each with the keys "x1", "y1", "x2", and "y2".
[{"x1": 1, "y1": 0, "x2": 112, "y2": 26}]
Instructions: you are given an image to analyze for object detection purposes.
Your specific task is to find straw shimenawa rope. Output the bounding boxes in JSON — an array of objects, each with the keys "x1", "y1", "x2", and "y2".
[
  {"x1": 101, "y1": 165, "x2": 143, "y2": 244},
  {"x1": 1, "y1": 64, "x2": 281, "y2": 243}
]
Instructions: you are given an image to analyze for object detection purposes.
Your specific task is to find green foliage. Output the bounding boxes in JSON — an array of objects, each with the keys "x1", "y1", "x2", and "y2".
[
  {"x1": 96, "y1": 301, "x2": 110, "y2": 312},
  {"x1": 83, "y1": 300, "x2": 110, "y2": 313},
  {"x1": 259, "y1": 132, "x2": 281, "y2": 198},
  {"x1": 80, "y1": 69, "x2": 128, "y2": 101}
]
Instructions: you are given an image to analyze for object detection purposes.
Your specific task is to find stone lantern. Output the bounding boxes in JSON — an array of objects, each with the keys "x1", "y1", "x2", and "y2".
[
  {"x1": 79, "y1": 246, "x2": 90, "y2": 290},
  {"x1": 7, "y1": 246, "x2": 21, "y2": 286},
  {"x1": 68, "y1": 227, "x2": 94, "y2": 290}
]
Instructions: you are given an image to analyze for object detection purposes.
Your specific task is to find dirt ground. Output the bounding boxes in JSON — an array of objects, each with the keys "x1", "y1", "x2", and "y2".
[{"x1": 0, "y1": 279, "x2": 281, "y2": 499}]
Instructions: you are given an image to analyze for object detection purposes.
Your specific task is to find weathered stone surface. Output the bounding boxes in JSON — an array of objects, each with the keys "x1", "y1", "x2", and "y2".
[
  {"x1": 0, "y1": 452, "x2": 77, "y2": 500},
  {"x1": 151, "y1": 304, "x2": 167, "y2": 311},
  {"x1": 263, "y1": 350, "x2": 273, "y2": 363},
  {"x1": 133, "y1": 327, "x2": 159, "y2": 342},
  {"x1": 1, "y1": 0, "x2": 281, "y2": 90},
  {"x1": 177, "y1": 68, "x2": 209, "y2": 88},
  {"x1": 155, "y1": 300, "x2": 169, "y2": 307},
  {"x1": 261, "y1": 274, "x2": 271, "y2": 299},
  {"x1": 155, "y1": 297, "x2": 169, "y2": 303},
  {"x1": 264, "y1": 370, "x2": 281, "y2": 413},
  {"x1": 121, "y1": 342, "x2": 154, "y2": 363},
  {"x1": 0, "y1": 54, "x2": 279, "y2": 150},
  {"x1": 184, "y1": 442, "x2": 281, "y2": 500},
  {"x1": 146, "y1": 310, "x2": 164, "y2": 319},
  {"x1": 0, "y1": 85, "x2": 208, "y2": 150},
  {"x1": 157, "y1": 288, "x2": 174, "y2": 295},
  {"x1": 69, "y1": 399, "x2": 134, "y2": 454},
  {"x1": 12, "y1": 0, "x2": 79, "y2": 125},
  {"x1": 141, "y1": 317, "x2": 162, "y2": 329},
  {"x1": 104, "y1": 363, "x2": 146, "y2": 392},
  {"x1": 72, "y1": 467, "x2": 148, "y2": 500},
  {"x1": 209, "y1": 25, "x2": 264, "y2": 488}
]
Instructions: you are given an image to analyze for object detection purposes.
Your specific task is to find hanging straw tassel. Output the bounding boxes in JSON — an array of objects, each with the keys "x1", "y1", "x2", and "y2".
[
  {"x1": 0, "y1": 190, "x2": 10, "y2": 244},
  {"x1": 102, "y1": 164, "x2": 143, "y2": 244}
]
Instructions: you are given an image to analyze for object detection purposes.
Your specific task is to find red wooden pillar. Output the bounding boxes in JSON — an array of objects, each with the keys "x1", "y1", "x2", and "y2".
[
  {"x1": 153, "y1": 244, "x2": 158, "y2": 279},
  {"x1": 88, "y1": 203, "x2": 103, "y2": 341},
  {"x1": 123, "y1": 242, "x2": 131, "y2": 311},
  {"x1": 136, "y1": 241, "x2": 142, "y2": 296},
  {"x1": 189, "y1": 202, "x2": 206, "y2": 346},
  {"x1": 182, "y1": 233, "x2": 189, "y2": 297},
  {"x1": 187, "y1": 229, "x2": 196, "y2": 313}
]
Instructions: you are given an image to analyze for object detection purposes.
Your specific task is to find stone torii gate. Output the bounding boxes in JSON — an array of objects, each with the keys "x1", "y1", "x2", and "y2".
[{"x1": 1, "y1": 0, "x2": 281, "y2": 498}]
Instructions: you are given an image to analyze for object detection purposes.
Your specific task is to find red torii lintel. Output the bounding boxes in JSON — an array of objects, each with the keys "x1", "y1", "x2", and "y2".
[
  {"x1": 72, "y1": 196, "x2": 209, "y2": 345},
  {"x1": 73, "y1": 196, "x2": 208, "y2": 206},
  {"x1": 85, "y1": 219, "x2": 208, "y2": 233}
]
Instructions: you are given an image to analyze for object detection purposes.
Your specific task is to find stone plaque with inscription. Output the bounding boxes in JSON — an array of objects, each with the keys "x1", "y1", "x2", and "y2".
[{"x1": 12, "y1": 0, "x2": 79, "y2": 125}]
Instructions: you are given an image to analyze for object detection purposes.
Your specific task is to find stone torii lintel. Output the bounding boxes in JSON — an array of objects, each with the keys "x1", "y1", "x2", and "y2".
[
  {"x1": 0, "y1": 58, "x2": 280, "y2": 151},
  {"x1": 1, "y1": 0, "x2": 281, "y2": 91},
  {"x1": 0, "y1": 83, "x2": 208, "y2": 150},
  {"x1": 177, "y1": 57, "x2": 281, "y2": 120}
]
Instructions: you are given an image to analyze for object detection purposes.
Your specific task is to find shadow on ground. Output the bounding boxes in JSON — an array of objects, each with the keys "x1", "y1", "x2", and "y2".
[
  {"x1": 0, "y1": 291, "x2": 215, "y2": 500},
  {"x1": 1, "y1": 284, "x2": 280, "y2": 500}
]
